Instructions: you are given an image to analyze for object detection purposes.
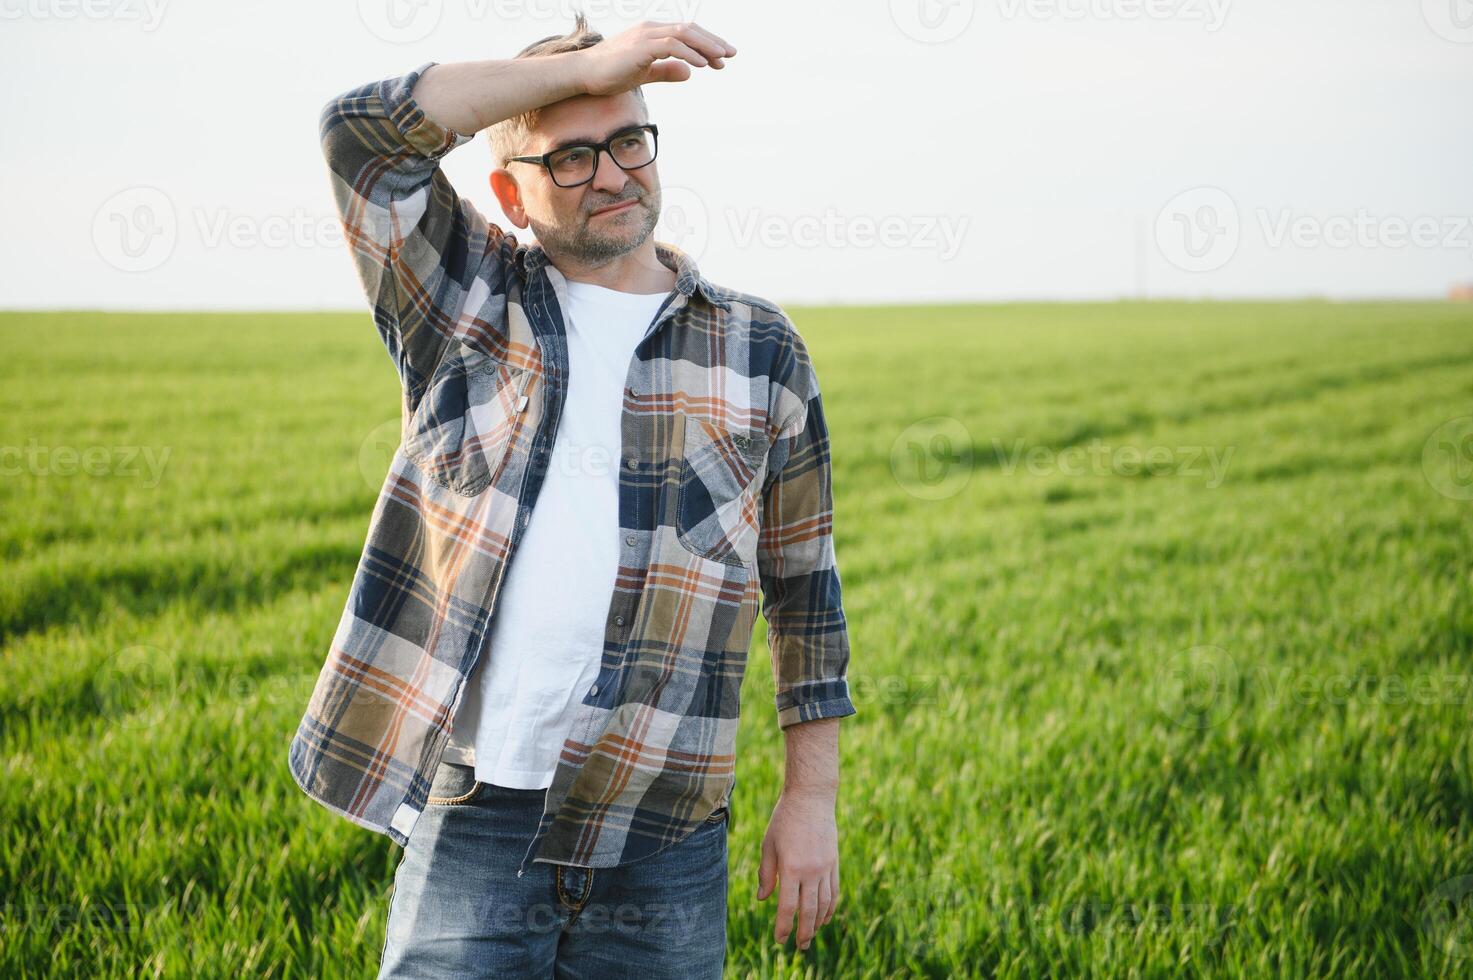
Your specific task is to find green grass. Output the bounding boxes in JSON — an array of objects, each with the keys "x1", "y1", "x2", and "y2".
[{"x1": 2, "y1": 302, "x2": 1471, "y2": 977}]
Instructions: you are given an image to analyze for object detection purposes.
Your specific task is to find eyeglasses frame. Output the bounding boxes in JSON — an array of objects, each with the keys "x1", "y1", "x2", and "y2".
[{"x1": 505, "y1": 123, "x2": 660, "y2": 188}]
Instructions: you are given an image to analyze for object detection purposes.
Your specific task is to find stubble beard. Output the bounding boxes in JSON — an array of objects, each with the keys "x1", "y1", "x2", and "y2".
[{"x1": 532, "y1": 186, "x2": 662, "y2": 266}]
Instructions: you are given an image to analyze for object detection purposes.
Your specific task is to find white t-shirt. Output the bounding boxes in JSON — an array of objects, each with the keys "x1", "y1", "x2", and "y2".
[{"x1": 442, "y1": 278, "x2": 670, "y2": 789}]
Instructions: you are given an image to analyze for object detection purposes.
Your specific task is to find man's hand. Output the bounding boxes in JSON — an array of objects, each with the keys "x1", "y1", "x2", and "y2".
[
  {"x1": 412, "y1": 21, "x2": 735, "y2": 137},
  {"x1": 757, "y1": 787, "x2": 841, "y2": 952},
  {"x1": 577, "y1": 20, "x2": 737, "y2": 96}
]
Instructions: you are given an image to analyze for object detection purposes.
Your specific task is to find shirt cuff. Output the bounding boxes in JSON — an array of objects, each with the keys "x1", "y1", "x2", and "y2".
[
  {"x1": 776, "y1": 678, "x2": 857, "y2": 729},
  {"x1": 380, "y1": 61, "x2": 476, "y2": 159}
]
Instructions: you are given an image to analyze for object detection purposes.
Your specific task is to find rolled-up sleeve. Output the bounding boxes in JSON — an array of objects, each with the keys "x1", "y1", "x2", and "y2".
[
  {"x1": 757, "y1": 330, "x2": 857, "y2": 729},
  {"x1": 319, "y1": 61, "x2": 514, "y2": 405}
]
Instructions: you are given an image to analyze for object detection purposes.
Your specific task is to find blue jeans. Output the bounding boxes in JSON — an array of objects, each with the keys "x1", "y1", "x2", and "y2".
[{"x1": 379, "y1": 759, "x2": 729, "y2": 978}]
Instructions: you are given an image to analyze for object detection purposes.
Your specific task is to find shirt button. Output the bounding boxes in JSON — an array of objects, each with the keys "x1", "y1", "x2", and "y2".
[
  {"x1": 625, "y1": 457, "x2": 639, "y2": 469},
  {"x1": 615, "y1": 616, "x2": 626, "y2": 626},
  {"x1": 589, "y1": 684, "x2": 599, "y2": 696},
  {"x1": 625, "y1": 535, "x2": 636, "y2": 546}
]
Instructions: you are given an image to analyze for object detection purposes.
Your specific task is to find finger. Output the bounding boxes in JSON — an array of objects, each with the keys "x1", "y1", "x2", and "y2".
[
  {"x1": 680, "y1": 28, "x2": 731, "y2": 68},
  {"x1": 642, "y1": 60, "x2": 692, "y2": 85},
  {"x1": 678, "y1": 21, "x2": 737, "y2": 59},
  {"x1": 640, "y1": 22, "x2": 735, "y2": 71},
  {"x1": 796, "y1": 875, "x2": 820, "y2": 950},
  {"x1": 824, "y1": 864, "x2": 839, "y2": 923},
  {"x1": 647, "y1": 36, "x2": 709, "y2": 70},
  {"x1": 757, "y1": 838, "x2": 777, "y2": 902},
  {"x1": 775, "y1": 872, "x2": 799, "y2": 945},
  {"x1": 653, "y1": 23, "x2": 732, "y2": 72},
  {"x1": 816, "y1": 874, "x2": 833, "y2": 931}
]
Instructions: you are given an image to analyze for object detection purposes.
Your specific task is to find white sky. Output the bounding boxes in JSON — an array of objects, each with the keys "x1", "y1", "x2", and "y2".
[{"x1": 3, "y1": 0, "x2": 1472, "y2": 309}]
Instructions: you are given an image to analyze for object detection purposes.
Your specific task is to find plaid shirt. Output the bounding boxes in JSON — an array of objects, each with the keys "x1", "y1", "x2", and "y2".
[{"x1": 287, "y1": 63, "x2": 856, "y2": 874}]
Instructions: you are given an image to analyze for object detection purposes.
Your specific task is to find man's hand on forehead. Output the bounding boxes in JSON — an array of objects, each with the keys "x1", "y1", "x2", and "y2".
[{"x1": 578, "y1": 20, "x2": 737, "y2": 97}]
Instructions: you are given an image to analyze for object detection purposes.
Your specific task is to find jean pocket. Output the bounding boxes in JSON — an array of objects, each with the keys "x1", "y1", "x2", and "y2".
[
  {"x1": 404, "y1": 341, "x2": 533, "y2": 497},
  {"x1": 425, "y1": 760, "x2": 483, "y2": 805},
  {"x1": 676, "y1": 415, "x2": 770, "y2": 567}
]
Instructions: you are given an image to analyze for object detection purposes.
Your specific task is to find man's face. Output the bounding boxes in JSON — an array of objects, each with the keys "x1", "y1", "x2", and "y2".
[{"x1": 504, "y1": 91, "x2": 661, "y2": 265}]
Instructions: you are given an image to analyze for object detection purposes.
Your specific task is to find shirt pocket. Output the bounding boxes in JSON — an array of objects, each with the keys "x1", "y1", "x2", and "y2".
[
  {"x1": 403, "y1": 341, "x2": 532, "y2": 497},
  {"x1": 676, "y1": 414, "x2": 770, "y2": 567}
]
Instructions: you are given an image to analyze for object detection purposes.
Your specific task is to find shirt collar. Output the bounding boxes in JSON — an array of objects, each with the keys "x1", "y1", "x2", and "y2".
[{"x1": 522, "y1": 239, "x2": 730, "y2": 312}]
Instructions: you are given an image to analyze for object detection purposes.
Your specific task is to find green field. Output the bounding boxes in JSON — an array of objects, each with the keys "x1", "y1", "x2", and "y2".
[{"x1": 2, "y1": 302, "x2": 1471, "y2": 977}]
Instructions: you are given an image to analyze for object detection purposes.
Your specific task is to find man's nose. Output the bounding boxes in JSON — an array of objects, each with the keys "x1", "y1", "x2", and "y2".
[{"x1": 590, "y1": 148, "x2": 629, "y2": 193}]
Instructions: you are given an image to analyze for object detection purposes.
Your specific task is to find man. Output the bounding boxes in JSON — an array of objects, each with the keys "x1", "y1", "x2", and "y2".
[{"x1": 288, "y1": 16, "x2": 857, "y2": 977}]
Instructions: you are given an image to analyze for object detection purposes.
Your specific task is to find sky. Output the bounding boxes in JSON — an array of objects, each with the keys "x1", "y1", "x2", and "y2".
[{"x1": 3, "y1": 0, "x2": 1472, "y2": 309}]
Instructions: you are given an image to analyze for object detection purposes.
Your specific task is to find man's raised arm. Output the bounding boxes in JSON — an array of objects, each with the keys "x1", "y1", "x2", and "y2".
[
  {"x1": 319, "y1": 24, "x2": 733, "y2": 401},
  {"x1": 318, "y1": 55, "x2": 589, "y2": 403}
]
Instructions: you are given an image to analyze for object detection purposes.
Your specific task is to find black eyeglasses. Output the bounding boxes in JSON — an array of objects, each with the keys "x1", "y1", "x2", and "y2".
[{"x1": 506, "y1": 124, "x2": 659, "y2": 188}]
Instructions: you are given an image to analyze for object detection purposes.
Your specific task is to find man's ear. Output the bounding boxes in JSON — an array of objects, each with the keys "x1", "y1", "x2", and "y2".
[{"x1": 489, "y1": 169, "x2": 530, "y2": 230}]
